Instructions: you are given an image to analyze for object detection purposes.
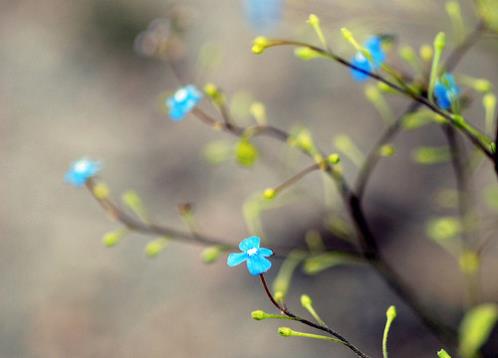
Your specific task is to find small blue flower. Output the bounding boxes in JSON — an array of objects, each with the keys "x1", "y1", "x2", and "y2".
[
  {"x1": 244, "y1": 0, "x2": 282, "y2": 33},
  {"x1": 65, "y1": 158, "x2": 101, "y2": 187},
  {"x1": 351, "y1": 36, "x2": 386, "y2": 81},
  {"x1": 434, "y1": 73, "x2": 460, "y2": 110},
  {"x1": 166, "y1": 85, "x2": 203, "y2": 121},
  {"x1": 227, "y1": 236, "x2": 273, "y2": 276}
]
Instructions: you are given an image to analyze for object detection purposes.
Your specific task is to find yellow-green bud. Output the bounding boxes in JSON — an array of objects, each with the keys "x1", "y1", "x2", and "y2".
[
  {"x1": 263, "y1": 188, "x2": 276, "y2": 200},
  {"x1": 328, "y1": 153, "x2": 341, "y2": 164},
  {"x1": 379, "y1": 144, "x2": 395, "y2": 157},
  {"x1": 419, "y1": 45, "x2": 433, "y2": 61},
  {"x1": 483, "y1": 93, "x2": 496, "y2": 108},
  {"x1": 252, "y1": 36, "x2": 270, "y2": 54},
  {"x1": 386, "y1": 305, "x2": 397, "y2": 320},
  {"x1": 144, "y1": 238, "x2": 169, "y2": 258},
  {"x1": 399, "y1": 46, "x2": 416, "y2": 62},
  {"x1": 300, "y1": 294, "x2": 313, "y2": 307},
  {"x1": 434, "y1": 32, "x2": 446, "y2": 51},
  {"x1": 307, "y1": 14, "x2": 320, "y2": 27},
  {"x1": 251, "y1": 310, "x2": 267, "y2": 320},
  {"x1": 204, "y1": 83, "x2": 218, "y2": 97},
  {"x1": 475, "y1": 79, "x2": 493, "y2": 93},
  {"x1": 459, "y1": 250, "x2": 480, "y2": 274},
  {"x1": 250, "y1": 102, "x2": 267, "y2": 124},
  {"x1": 278, "y1": 327, "x2": 294, "y2": 337},
  {"x1": 365, "y1": 85, "x2": 381, "y2": 102},
  {"x1": 201, "y1": 246, "x2": 223, "y2": 264},
  {"x1": 93, "y1": 182, "x2": 110, "y2": 199},
  {"x1": 294, "y1": 47, "x2": 321, "y2": 61},
  {"x1": 437, "y1": 349, "x2": 452, "y2": 358},
  {"x1": 235, "y1": 139, "x2": 259, "y2": 167},
  {"x1": 102, "y1": 229, "x2": 126, "y2": 247},
  {"x1": 274, "y1": 291, "x2": 284, "y2": 303}
]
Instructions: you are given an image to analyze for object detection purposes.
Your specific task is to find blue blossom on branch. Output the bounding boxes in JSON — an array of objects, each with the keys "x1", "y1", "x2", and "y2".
[
  {"x1": 65, "y1": 158, "x2": 101, "y2": 187},
  {"x1": 434, "y1": 73, "x2": 460, "y2": 110},
  {"x1": 350, "y1": 36, "x2": 386, "y2": 81},
  {"x1": 244, "y1": 0, "x2": 282, "y2": 33},
  {"x1": 166, "y1": 85, "x2": 203, "y2": 121},
  {"x1": 227, "y1": 236, "x2": 273, "y2": 275}
]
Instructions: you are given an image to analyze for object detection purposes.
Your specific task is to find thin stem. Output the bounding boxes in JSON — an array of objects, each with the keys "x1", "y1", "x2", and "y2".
[
  {"x1": 259, "y1": 275, "x2": 371, "y2": 358},
  {"x1": 273, "y1": 163, "x2": 321, "y2": 196}
]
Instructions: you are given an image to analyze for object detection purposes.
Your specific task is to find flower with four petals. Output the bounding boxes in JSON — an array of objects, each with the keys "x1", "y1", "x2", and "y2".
[
  {"x1": 166, "y1": 85, "x2": 203, "y2": 121},
  {"x1": 350, "y1": 36, "x2": 386, "y2": 81},
  {"x1": 65, "y1": 158, "x2": 101, "y2": 187},
  {"x1": 227, "y1": 236, "x2": 273, "y2": 275}
]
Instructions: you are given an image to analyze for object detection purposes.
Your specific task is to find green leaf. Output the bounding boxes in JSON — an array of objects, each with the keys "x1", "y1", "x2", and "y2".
[
  {"x1": 235, "y1": 139, "x2": 258, "y2": 167},
  {"x1": 459, "y1": 303, "x2": 498, "y2": 358},
  {"x1": 303, "y1": 252, "x2": 362, "y2": 275}
]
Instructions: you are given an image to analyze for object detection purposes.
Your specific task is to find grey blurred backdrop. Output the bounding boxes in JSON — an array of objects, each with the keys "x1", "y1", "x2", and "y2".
[{"x1": 1, "y1": 0, "x2": 497, "y2": 357}]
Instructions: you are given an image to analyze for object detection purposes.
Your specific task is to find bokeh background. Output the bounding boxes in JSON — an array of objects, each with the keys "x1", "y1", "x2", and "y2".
[{"x1": 2, "y1": 0, "x2": 497, "y2": 357}]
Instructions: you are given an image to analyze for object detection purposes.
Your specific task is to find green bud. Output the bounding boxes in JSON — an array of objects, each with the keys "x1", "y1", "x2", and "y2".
[
  {"x1": 203, "y1": 83, "x2": 225, "y2": 105},
  {"x1": 93, "y1": 182, "x2": 110, "y2": 200},
  {"x1": 250, "y1": 102, "x2": 267, "y2": 124},
  {"x1": 427, "y1": 216, "x2": 462, "y2": 243},
  {"x1": 263, "y1": 188, "x2": 276, "y2": 200},
  {"x1": 294, "y1": 47, "x2": 321, "y2": 61},
  {"x1": 327, "y1": 153, "x2": 341, "y2": 164},
  {"x1": 307, "y1": 14, "x2": 320, "y2": 27},
  {"x1": 102, "y1": 229, "x2": 126, "y2": 247},
  {"x1": 437, "y1": 349, "x2": 452, "y2": 358},
  {"x1": 122, "y1": 190, "x2": 148, "y2": 221},
  {"x1": 412, "y1": 146, "x2": 450, "y2": 164},
  {"x1": 235, "y1": 139, "x2": 259, "y2": 167},
  {"x1": 252, "y1": 36, "x2": 270, "y2": 54},
  {"x1": 475, "y1": 79, "x2": 493, "y2": 93},
  {"x1": 278, "y1": 327, "x2": 294, "y2": 337},
  {"x1": 399, "y1": 45, "x2": 416, "y2": 62},
  {"x1": 386, "y1": 305, "x2": 397, "y2": 320},
  {"x1": 434, "y1": 32, "x2": 446, "y2": 51},
  {"x1": 300, "y1": 294, "x2": 313, "y2": 307},
  {"x1": 201, "y1": 246, "x2": 223, "y2": 264},
  {"x1": 144, "y1": 237, "x2": 169, "y2": 258},
  {"x1": 251, "y1": 310, "x2": 267, "y2": 320},
  {"x1": 379, "y1": 144, "x2": 395, "y2": 157},
  {"x1": 419, "y1": 45, "x2": 433, "y2": 61}
]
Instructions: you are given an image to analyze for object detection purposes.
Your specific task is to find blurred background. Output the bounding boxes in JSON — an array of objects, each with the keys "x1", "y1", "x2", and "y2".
[{"x1": 1, "y1": 0, "x2": 497, "y2": 357}]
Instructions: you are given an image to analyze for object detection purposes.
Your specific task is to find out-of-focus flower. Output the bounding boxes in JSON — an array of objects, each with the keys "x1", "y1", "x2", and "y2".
[
  {"x1": 166, "y1": 85, "x2": 203, "y2": 121},
  {"x1": 244, "y1": 0, "x2": 282, "y2": 33},
  {"x1": 434, "y1": 73, "x2": 460, "y2": 110},
  {"x1": 351, "y1": 36, "x2": 386, "y2": 81},
  {"x1": 227, "y1": 236, "x2": 273, "y2": 275},
  {"x1": 65, "y1": 158, "x2": 101, "y2": 187}
]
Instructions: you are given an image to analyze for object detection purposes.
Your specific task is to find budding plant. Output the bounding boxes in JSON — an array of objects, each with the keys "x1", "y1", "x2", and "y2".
[{"x1": 66, "y1": 2, "x2": 498, "y2": 357}]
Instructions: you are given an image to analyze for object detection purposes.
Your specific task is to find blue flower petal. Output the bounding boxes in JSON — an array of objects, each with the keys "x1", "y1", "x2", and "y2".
[
  {"x1": 351, "y1": 53, "x2": 372, "y2": 81},
  {"x1": 434, "y1": 82, "x2": 451, "y2": 110},
  {"x1": 239, "y1": 235, "x2": 260, "y2": 251},
  {"x1": 65, "y1": 159, "x2": 100, "y2": 187},
  {"x1": 227, "y1": 252, "x2": 248, "y2": 267},
  {"x1": 246, "y1": 255, "x2": 272, "y2": 275},
  {"x1": 258, "y1": 247, "x2": 273, "y2": 257},
  {"x1": 166, "y1": 85, "x2": 202, "y2": 121}
]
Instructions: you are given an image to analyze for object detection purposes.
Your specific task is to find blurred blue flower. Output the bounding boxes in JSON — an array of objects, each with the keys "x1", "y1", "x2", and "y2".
[
  {"x1": 166, "y1": 85, "x2": 203, "y2": 121},
  {"x1": 434, "y1": 73, "x2": 460, "y2": 110},
  {"x1": 244, "y1": 0, "x2": 282, "y2": 33},
  {"x1": 351, "y1": 36, "x2": 386, "y2": 81},
  {"x1": 227, "y1": 236, "x2": 273, "y2": 276},
  {"x1": 65, "y1": 158, "x2": 101, "y2": 187}
]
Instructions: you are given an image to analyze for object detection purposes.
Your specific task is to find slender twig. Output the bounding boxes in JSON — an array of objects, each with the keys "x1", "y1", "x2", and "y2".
[
  {"x1": 355, "y1": 23, "x2": 485, "y2": 200},
  {"x1": 272, "y1": 163, "x2": 321, "y2": 196},
  {"x1": 259, "y1": 274, "x2": 371, "y2": 358},
  {"x1": 265, "y1": 39, "x2": 493, "y2": 159},
  {"x1": 191, "y1": 106, "x2": 458, "y2": 345}
]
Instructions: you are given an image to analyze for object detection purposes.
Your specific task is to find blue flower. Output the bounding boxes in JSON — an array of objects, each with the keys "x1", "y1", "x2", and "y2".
[
  {"x1": 434, "y1": 73, "x2": 460, "y2": 110},
  {"x1": 244, "y1": 0, "x2": 282, "y2": 33},
  {"x1": 227, "y1": 236, "x2": 273, "y2": 275},
  {"x1": 65, "y1": 158, "x2": 101, "y2": 187},
  {"x1": 351, "y1": 36, "x2": 386, "y2": 81},
  {"x1": 166, "y1": 85, "x2": 203, "y2": 121}
]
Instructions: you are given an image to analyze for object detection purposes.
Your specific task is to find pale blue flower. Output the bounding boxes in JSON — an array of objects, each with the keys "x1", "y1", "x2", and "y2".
[
  {"x1": 227, "y1": 236, "x2": 273, "y2": 276},
  {"x1": 244, "y1": 0, "x2": 282, "y2": 33},
  {"x1": 434, "y1": 73, "x2": 460, "y2": 110},
  {"x1": 166, "y1": 85, "x2": 203, "y2": 121},
  {"x1": 351, "y1": 36, "x2": 386, "y2": 81},
  {"x1": 65, "y1": 158, "x2": 101, "y2": 187}
]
